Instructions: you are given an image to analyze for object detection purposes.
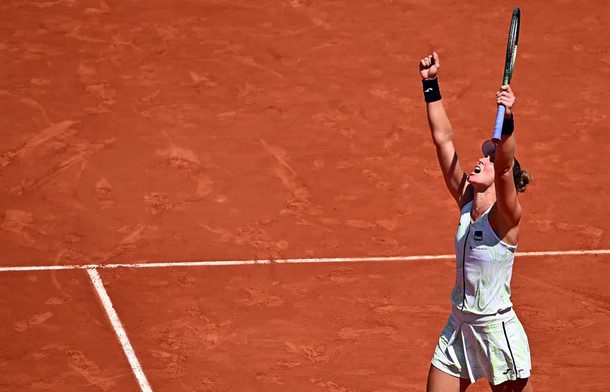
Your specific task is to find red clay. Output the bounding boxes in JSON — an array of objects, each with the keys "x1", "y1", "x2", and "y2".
[
  {"x1": 100, "y1": 255, "x2": 610, "y2": 392},
  {"x1": 0, "y1": 270, "x2": 138, "y2": 391},
  {"x1": 1, "y1": 0, "x2": 609, "y2": 390}
]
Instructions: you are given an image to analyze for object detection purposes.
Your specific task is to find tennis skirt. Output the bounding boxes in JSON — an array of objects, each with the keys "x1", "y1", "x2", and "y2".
[{"x1": 431, "y1": 306, "x2": 531, "y2": 385}]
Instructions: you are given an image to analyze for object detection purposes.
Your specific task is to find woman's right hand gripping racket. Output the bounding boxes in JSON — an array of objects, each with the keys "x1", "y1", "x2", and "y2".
[{"x1": 492, "y1": 7, "x2": 521, "y2": 143}]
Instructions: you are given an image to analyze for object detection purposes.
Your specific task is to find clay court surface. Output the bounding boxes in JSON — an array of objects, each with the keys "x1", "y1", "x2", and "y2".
[{"x1": 1, "y1": 0, "x2": 609, "y2": 391}]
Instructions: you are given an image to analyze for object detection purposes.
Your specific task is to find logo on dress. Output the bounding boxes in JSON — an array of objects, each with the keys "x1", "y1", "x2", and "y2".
[{"x1": 474, "y1": 230, "x2": 483, "y2": 241}]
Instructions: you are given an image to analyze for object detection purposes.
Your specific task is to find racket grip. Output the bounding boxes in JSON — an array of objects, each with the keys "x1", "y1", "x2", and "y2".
[{"x1": 492, "y1": 105, "x2": 506, "y2": 143}]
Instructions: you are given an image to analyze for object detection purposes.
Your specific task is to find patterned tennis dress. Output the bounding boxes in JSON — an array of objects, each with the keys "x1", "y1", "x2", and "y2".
[{"x1": 431, "y1": 201, "x2": 531, "y2": 385}]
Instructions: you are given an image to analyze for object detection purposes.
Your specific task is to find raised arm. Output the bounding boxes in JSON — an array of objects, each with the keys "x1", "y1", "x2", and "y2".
[
  {"x1": 420, "y1": 52, "x2": 469, "y2": 207},
  {"x1": 493, "y1": 85, "x2": 521, "y2": 224}
]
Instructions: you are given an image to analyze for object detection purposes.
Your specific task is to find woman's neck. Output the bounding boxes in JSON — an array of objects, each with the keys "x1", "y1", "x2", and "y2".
[{"x1": 471, "y1": 185, "x2": 496, "y2": 222}]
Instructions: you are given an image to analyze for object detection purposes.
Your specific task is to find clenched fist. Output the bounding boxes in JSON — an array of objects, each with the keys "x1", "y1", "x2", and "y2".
[
  {"x1": 419, "y1": 52, "x2": 440, "y2": 80},
  {"x1": 496, "y1": 85, "x2": 516, "y2": 116}
]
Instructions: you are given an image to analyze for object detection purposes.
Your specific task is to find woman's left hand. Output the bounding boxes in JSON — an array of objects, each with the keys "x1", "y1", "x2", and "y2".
[{"x1": 497, "y1": 85, "x2": 516, "y2": 116}]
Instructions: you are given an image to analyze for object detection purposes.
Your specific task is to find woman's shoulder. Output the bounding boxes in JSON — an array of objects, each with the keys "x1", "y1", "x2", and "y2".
[
  {"x1": 458, "y1": 184, "x2": 474, "y2": 210},
  {"x1": 459, "y1": 199, "x2": 473, "y2": 215}
]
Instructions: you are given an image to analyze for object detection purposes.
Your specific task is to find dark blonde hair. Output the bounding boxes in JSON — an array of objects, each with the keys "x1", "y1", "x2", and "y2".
[{"x1": 513, "y1": 158, "x2": 531, "y2": 193}]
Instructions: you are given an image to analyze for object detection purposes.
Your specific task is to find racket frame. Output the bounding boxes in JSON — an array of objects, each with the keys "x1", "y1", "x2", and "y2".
[{"x1": 492, "y1": 7, "x2": 521, "y2": 143}]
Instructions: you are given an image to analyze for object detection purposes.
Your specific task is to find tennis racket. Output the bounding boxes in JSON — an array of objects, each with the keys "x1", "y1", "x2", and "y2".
[{"x1": 492, "y1": 7, "x2": 521, "y2": 143}]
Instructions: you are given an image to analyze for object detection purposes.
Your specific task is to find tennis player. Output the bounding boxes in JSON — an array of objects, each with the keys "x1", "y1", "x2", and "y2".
[{"x1": 419, "y1": 52, "x2": 533, "y2": 392}]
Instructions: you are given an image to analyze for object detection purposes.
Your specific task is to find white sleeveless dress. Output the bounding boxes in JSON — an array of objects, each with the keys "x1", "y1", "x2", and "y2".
[{"x1": 431, "y1": 201, "x2": 532, "y2": 384}]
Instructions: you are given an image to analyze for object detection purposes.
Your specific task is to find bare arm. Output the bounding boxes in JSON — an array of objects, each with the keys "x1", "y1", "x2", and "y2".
[
  {"x1": 493, "y1": 85, "x2": 521, "y2": 225},
  {"x1": 420, "y1": 52, "x2": 469, "y2": 207},
  {"x1": 427, "y1": 100, "x2": 469, "y2": 206}
]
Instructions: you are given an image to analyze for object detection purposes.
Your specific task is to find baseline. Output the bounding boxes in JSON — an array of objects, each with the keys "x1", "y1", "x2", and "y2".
[{"x1": 0, "y1": 248, "x2": 609, "y2": 272}]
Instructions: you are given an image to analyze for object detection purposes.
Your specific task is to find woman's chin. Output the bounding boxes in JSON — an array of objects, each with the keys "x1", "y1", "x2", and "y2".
[{"x1": 468, "y1": 175, "x2": 488, "y2": 188}]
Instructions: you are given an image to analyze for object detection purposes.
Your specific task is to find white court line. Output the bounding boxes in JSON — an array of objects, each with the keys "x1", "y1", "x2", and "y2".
[
  {"x1": 87, "y1": 268, "x2": 153, "y2": 392},
  {"x1": 1, "y1": 248, "x2": 609, "y2": 272}
]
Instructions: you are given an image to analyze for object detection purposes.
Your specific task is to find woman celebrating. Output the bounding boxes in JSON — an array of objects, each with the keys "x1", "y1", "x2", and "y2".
[{"x1": 419, "y1": 52, "x2": 533, "y2": 392}]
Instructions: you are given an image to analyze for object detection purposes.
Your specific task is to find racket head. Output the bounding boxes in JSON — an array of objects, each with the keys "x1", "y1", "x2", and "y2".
[{"x1": 503, "y1": 7, "x2": 521, "y2": 85}]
